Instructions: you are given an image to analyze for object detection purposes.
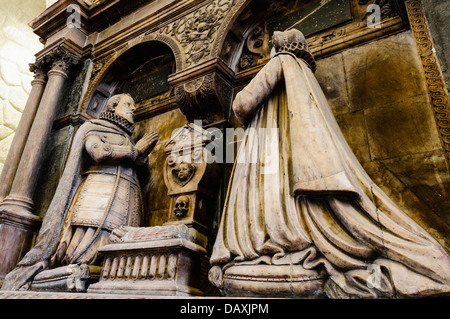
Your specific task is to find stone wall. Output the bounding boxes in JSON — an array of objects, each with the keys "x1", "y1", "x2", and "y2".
[
  {"x1": 0, "y1": 0, "x2": 45, "y2": 173},
  {"x1": 315, "y1": 30, "x2": 450, "y2": 248}
]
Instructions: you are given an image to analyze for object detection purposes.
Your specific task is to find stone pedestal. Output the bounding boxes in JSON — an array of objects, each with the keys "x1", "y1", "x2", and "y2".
[
  {"x1": 88, "y1": 225, "x2": 208, "y2": 296},
  {"x1": 218, "y1": 265, "x2": 325, "y2": 298},
  {"x1": 0, "y1": 211, "x2": 40, "y2": 286}
]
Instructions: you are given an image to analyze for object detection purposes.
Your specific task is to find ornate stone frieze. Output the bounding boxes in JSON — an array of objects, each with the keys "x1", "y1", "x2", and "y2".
[
  {"x1": 160, "y1": 0, "x2": 236, "y2": 67},
  {"x1": 406, "y1": 0, "x2": 450, "y2": 166}
]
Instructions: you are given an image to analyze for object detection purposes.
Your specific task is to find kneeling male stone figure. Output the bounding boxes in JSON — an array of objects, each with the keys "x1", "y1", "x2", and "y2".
[{"x1": 2, "y1": 93, "x2": 159, "y2": 292}]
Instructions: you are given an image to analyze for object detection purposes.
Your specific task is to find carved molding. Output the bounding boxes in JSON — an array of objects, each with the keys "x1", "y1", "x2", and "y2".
[
  {"x1": 406, "y1": 0, "x2": 450, "y2": 166},
  {"x1": 52, "y1": 114, "x2": 90, "y2": 132}
]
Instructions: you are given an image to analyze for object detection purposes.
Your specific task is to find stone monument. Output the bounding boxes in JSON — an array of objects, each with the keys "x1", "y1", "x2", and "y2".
[{"x1": 208, "y1": 29, "x2": 450, "y2": 299}]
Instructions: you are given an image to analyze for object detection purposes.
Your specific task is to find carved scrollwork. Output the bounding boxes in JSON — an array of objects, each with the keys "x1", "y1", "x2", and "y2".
[
  {"x1": 406, "y1": 0, "x2": 450, "y2": 165},
  {"x1": 237, "y1": 24, "x2": 270, "y2": 72}
]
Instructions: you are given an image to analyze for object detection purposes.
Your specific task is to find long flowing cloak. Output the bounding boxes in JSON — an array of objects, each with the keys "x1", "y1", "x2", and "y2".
[
  {"x1": 210, "y1": 53, "x2": 450, "y2": 298},
  {"x1": 2, "y1": 119, "x2": 146, "y2": 291}
]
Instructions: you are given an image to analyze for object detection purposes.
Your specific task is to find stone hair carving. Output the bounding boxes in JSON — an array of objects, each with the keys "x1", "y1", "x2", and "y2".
[
  {"x1": 209, "y1": 29, "x2": 450, "y2": 299},
  {"x1": 2, "y1": 94, "x2": 159, "y2": 292}
]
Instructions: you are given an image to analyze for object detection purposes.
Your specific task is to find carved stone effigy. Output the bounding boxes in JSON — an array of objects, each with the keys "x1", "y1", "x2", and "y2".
[
  {"x1": 2, "y1": 94, "x2": 159, "y2": 292},
  {"x1": 208, "y1": 29, "x2": 450, "y2": 299},
  {"x1": 88, "y1": 124, "x2": 218, "y2": 296}
]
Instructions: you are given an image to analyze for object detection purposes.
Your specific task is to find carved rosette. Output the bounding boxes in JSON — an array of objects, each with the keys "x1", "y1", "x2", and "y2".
[
  {"x1": 163, "y1": 124, "x2": 219, "y2": 233},
  {"x1": 406, "y1": 0, "x2": 450, "y2": 166}
]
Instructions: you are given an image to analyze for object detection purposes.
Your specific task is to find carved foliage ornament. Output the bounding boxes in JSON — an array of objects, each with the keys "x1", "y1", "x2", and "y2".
[{"x1": 160, "y1": 0, "x2": 236, "y2": 67}]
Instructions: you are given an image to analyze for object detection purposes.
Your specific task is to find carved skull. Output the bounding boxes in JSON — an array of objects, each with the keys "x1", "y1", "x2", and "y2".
[{"x1": 174, "y1": 196, "x2": 190, "y2": 218}]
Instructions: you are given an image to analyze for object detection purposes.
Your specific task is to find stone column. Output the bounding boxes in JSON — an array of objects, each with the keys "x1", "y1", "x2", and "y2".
[
  {"x1": 0, "y1": 50, "x2": 74, "y2": 284},
  {"x1": 0, "y1": 63, "x2": 47, "y2": 203},
  {"x1": 1, "y1": 53, "x2": 71, "y2": 217}
]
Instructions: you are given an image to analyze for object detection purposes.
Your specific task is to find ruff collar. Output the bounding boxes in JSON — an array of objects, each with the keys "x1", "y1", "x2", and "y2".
[{"x1": 99, "y1": 111, "x2": 135, "y2": 135}]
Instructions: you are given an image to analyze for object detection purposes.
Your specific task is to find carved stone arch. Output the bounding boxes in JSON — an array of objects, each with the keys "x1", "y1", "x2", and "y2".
[
  {"x1": 211, "y1": 0, "x2": 251, "y2": 70},
  {"x1": 81, "y1": 34, "x2": 184, "y2": 116},
  {"x1": 130, "y1": 32, "x2": 186, "y2": 73}
]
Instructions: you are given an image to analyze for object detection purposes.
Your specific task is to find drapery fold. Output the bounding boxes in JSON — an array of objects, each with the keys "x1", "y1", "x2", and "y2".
[{"x1": 210, "y1": 53, "x2": 450, "y2": 298}]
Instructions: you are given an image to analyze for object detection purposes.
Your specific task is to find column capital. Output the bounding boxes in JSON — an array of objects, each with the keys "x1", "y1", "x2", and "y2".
[
  {"x1": 37, "y1": 46, "x2": 80, "y2": 77},
  {"x1": 29, "y1": 61, "x2": 48, "y2": 83}
]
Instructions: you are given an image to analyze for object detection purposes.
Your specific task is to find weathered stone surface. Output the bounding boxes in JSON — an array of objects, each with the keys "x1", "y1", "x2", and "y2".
[
  {"x1": 381, "y1": 150, "x2": 450, "y2": 221},
  {"x1": 134, "y1": 108, "x2": 188, "y2": 227},
  {"x1": 364, "y1": 95, "x2": 442, "y2": 160},
  {"x1": 315, "y1": 31, "x2": 449, "y2": 243},
  {"x1": 335, "y1": 111, "x2": 371, "y2": 164},
  {"x1": 315, "y1": 53, "x2": 350, "y2": 116},
  {"x1": 343, "y1": 31, "x2": 428, "y2": 112},
  {"x1": 363, "y1": 159, "x2": 450, "y2": 250}
]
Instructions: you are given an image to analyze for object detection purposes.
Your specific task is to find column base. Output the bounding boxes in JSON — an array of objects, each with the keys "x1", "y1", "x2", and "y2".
[
  {"x1": 0, "y1": 195, "x2": 36, "y2": 219},
  {"x1": 0, "y1": 209, "x2": 41, "y2": 286}
]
